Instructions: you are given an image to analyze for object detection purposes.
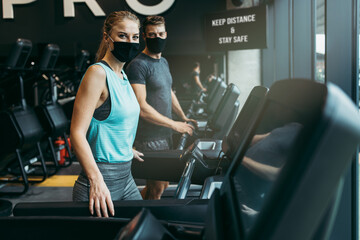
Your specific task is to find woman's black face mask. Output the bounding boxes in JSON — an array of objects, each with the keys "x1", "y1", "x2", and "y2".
[
  {"x1": 146, "y1": 37, "x2": 167, "y2": 54},
  {"x1": 108, "y1": 34, "x2": 139, "y2": 62}
]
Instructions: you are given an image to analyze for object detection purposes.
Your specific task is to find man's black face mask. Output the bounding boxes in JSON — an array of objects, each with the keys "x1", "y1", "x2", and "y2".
[{"x1": 146, "y1": 37, "x2": 167, "y2": 54}]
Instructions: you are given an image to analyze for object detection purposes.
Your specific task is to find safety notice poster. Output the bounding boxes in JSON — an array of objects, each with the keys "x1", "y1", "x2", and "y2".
[{"x1": 205, "y1": 6, "x2": 267, "y2": 51}]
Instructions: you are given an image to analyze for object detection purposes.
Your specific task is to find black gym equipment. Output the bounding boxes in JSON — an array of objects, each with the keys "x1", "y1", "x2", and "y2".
[
  {"x1": 12, "y1": 85, "x2": 268, "y2": 217},
  {"x1": 59, "y1": 49, "x2": 91, "y2": 121},
  {"x1": 0, "y1": 199, "x2": 12, "y2": 216},
  {"x1": 131, "y1": 85, "x2": 263, "y2": 191},
  {"x1": 174, "y1": 86, "x2": 269, "y2": 199},
  {"x1": 173, "y1": 77, "x2": 226, "y2": 149},
  {"x1": 186, "y1": 78, "x2": 227, "y2": 119},
  {"x1": 198, "y1": 79, "x2": 360, "y2": 240},
  {"x1": 34, "y1": 44, "x2": 73, "y2": 172},
  {"x1": 55, "y1": 49, "x2": 90, "y2": 100},
  {"x1": 114, "y1": 208, "x2": 176, "y2": 239},
  {"x1": 9, "y1": 79, "x2": 360, "y2": 240},
  {"x1": 119, "y1": 79, "x2": 360, "y2": 239},
  {"x1": 185, "y1": 77, "x2": 222, "y2": 118},
  {"x1": 224, "y1": 86, "x2": 269, "y2": 159},
  {"x1": 0, "y1": 216, "x2": 131, "y2": 240},
  {"x1": 74, "y1": 49, "x2": 90, "y2": 87},
  {"x1": 0, "y1": 39, "x2": 48, "y2": 195},
  {"x1": 188, "y1": 78, "x2": 227, "y2": 120},
  {"x1": 13, "y1": 198, "x2": 209, "y2": 224},
  {"x1": 177, "y1": 83, "x2": 240, "y2": 150}
]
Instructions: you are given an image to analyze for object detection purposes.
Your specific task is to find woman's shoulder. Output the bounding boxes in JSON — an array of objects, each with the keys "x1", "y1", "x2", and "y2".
[
  {"x1": 81, "y1": 64, "x2": 107, "y2": 86},
  {"x1": 85, "y1": 64, "x2": 107, "y2": 78}
]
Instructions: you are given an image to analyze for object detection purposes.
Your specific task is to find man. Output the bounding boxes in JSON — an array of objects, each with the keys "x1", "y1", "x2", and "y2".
[
  {"x1": 126, "y1": 16, "x2": 196, "y2": 200},
  {"x1": 191, "y1": 62, "x2": 207, "y2": 94}
]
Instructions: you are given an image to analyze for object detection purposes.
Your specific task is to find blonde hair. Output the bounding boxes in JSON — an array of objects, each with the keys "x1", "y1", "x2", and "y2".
[{"x1": 95, "y1": 11, "x2": 140, "y2": 62}]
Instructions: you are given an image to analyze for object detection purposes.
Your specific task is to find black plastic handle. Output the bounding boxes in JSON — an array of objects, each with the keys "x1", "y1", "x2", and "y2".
[{"x1": 176, "y1": 122, "x2": 196, "y2": 150}]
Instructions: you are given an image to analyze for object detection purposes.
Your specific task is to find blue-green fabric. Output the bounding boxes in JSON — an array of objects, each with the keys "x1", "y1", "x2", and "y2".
[{"x1": 85, "y1": 62, "x2": 140, "y2": 162}]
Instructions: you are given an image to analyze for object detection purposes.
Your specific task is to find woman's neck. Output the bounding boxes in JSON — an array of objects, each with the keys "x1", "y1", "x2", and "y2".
[{"x1": 102, "y1": 52, "x2": 125, "y2": 76}]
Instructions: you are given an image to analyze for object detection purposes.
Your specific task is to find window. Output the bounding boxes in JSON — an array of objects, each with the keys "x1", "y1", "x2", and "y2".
[{"x1": 315, "y1": 0, "x2": 325, "y2": 83}]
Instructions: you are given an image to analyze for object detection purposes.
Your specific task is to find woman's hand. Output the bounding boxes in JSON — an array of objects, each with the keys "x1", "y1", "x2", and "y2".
[
  {"x1": 133, "y1": 149, "x2": 144, "y2": 162},
  {"x1": 88, "y1": 177, "x2": 115, "y2": 218}
]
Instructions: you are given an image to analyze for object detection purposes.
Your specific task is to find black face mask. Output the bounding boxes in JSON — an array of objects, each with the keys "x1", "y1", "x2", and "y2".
[
  {"x1": 108, "y1": 36, "x2": 139, "y2": 62},
  {"x1": 146, "y1": 37, "x2": 167, "y2": 54}
]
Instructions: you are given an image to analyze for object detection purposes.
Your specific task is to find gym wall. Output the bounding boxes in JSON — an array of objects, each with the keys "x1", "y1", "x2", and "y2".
[
  {"x1": 0, "y1": 0, "x2": 227, "y2": 96},
  {"x1": 0, "y1": 0, "x2": 225, "y2": 57}
]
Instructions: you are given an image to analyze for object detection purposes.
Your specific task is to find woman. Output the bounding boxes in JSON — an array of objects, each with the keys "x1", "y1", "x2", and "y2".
[{"x1": 71, "y1": 11, "x2": 143, "y2": 218}]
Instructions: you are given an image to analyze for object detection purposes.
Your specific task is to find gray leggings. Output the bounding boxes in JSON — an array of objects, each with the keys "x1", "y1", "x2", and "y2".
[{"x1": 72, "y1": 161, "x2": 142, "y2": 201}]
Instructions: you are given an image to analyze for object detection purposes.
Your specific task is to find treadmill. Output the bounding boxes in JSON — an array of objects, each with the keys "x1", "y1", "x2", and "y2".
[
  {"x1": 186, "y1": 77, "x2": 223, "y2": 119},
  {"x1": 7, "y1": 79, "x2": 360, "y2": 240},
  {"x1": 12, "y1": 85, "x2": 269, "y2": 218},
  {"x1": 176, "y1": 83, "x2": 241, "y2": 151},
  {"x1": 110, "y1": 78, "x2": 360, "y2": 239},
  {"x1": 131, "y1": 86, "x2": 267, "y2": 188}
]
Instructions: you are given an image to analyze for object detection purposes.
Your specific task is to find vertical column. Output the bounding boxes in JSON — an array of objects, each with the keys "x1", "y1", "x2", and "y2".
[
  {"x1": 293, "y1": 0, "x2": 313, "y2": 79},
  {"x1": 326, "y1": 0, "x2": 359, "y2": 240},
  {"x1": 226, "y1": 0, "x2": 262, "y2": 110}
]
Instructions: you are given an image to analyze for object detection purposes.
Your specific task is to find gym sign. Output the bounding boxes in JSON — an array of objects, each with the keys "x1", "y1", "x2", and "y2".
[
  {"x1": 2, "y1": 0, "x2": 176, "y2": 19},
  {"x1": 205, "y1": 6, "x2": 267, "y2": 51}
]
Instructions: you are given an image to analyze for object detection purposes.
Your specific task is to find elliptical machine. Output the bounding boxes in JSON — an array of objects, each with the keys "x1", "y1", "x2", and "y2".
[
  {"x1": 0, "y1": 39, "x2": 48, "y2": 195},
  {"x1": 34, "y1": 44, "x2": 73, "y2": 172}
]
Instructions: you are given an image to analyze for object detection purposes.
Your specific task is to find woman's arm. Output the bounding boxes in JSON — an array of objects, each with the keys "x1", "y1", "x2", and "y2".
[{"x1": 70, "y1": 65, "x2": 114, "y2": 217}]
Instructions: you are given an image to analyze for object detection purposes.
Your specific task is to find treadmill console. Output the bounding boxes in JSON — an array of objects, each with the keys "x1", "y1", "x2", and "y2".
[
  {"x1": 195, "y1": 139, "x2": 223, "y2": 160},
  {"x1": 115, "y1": 208, "x2": 175, "y2": 240}
]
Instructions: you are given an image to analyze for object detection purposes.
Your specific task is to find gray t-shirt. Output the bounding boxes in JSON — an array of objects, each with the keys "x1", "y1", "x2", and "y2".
[{"x1": 126, "y1": 53, "x2": 173, "y2": 141}]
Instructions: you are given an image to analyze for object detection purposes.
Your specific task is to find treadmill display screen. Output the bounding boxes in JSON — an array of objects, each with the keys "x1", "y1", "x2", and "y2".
[
  {"x1": 231, "y1": 99, "x2": 308, "y2": 236},
  {"x1": 226, "y1": 93, "x2": 263, "y2": 159}
]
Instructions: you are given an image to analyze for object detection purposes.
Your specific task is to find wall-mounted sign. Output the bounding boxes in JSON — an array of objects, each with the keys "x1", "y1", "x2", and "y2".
[
  {"x1": 2, "y1": 0, "x2": 176, "y2": 19},
  {"x1": 63, "y1": 0, "x2": 105, "y2": 17},
  {"x1": 125, "y1": 0, "x2": 176, "y2": 16},
  {"x1": 0, "y1": 0, "x2": 213, "y2": 56},
  {"x1": 2, "y1": 0, "x2": 106, "y2": 19},
  {"x1": 3, "y1": 0, "x2": 36, "y2": 19},
  {"x1": 205, "y1": 6, "x2": 267, "y2": 52}
]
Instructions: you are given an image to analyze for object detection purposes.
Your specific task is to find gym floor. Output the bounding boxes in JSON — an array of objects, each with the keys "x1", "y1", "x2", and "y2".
[{"x1": 0, "y1": 162, "x2": 82, "y2": 207}]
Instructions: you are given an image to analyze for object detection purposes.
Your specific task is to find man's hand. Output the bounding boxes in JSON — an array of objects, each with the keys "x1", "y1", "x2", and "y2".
[
  {"x1": 182, "y1": 117, "x2": 198, "y2": 129},
  {"x1": 133, "y1": 149, "x2": 144, "y2": 162},
  {"x1": 172, "y1": 121, "x2": 195, "y2": 136}
]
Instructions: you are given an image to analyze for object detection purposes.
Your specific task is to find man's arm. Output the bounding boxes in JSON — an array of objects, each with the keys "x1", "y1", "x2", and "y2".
[
  {"x1": 171, "y1": 90, "x2": 187, "y2": 121},
  {"x1": 131, "y1": 84, "x2": 194, "y2": 135},
  {"x1": 171, "y1": 90, "x2": 197, "y2": 126},
  {"x1": 242, "y1": 156, "x2": 279, "y2": 181}
]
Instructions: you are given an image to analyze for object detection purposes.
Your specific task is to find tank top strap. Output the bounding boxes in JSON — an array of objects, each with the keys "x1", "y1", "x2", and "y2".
[{"x1": 93, "y1": 61, "x2": 112, "y2": 78}]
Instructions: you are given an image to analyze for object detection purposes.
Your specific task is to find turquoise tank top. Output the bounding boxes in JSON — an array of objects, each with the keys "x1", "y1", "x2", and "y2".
[{"x1": 85, "y1": 62, "x2": 140, "y2": 162}]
